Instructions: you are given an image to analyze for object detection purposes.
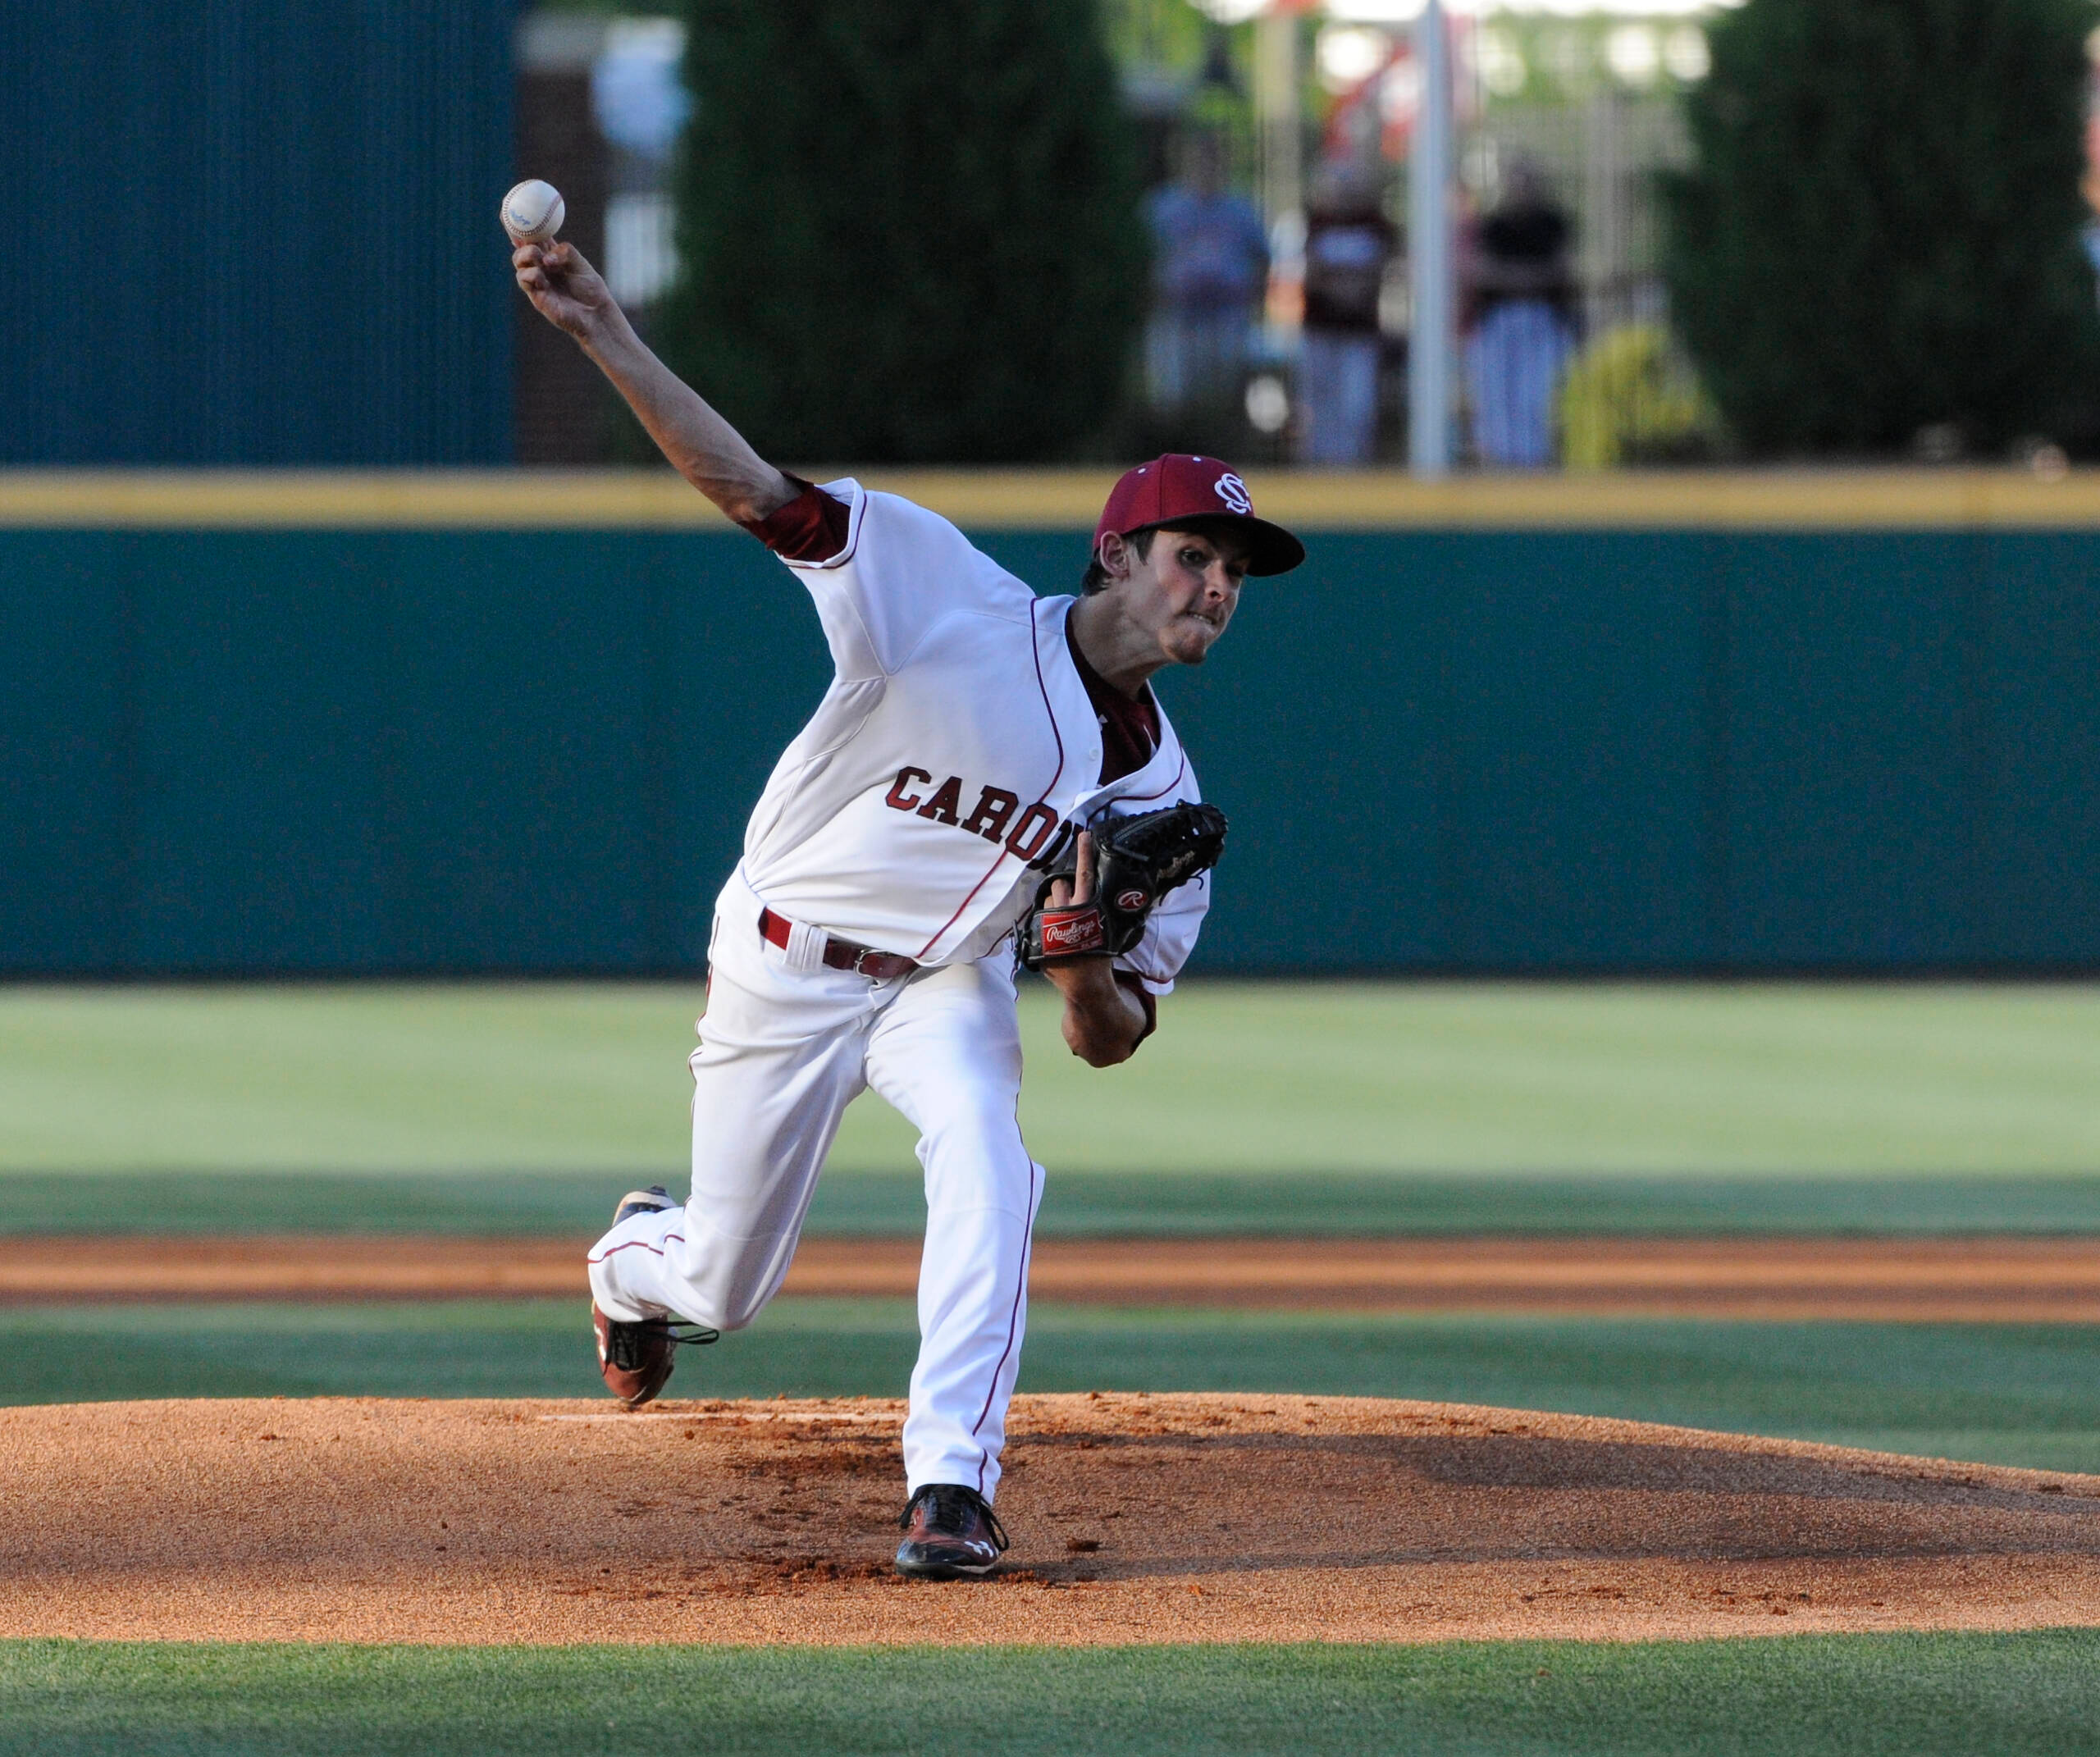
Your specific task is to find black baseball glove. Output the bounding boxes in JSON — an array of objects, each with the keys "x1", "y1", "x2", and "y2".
[{"x1": 1018, "y1": 801, "x2": 1227, "y2": 970}]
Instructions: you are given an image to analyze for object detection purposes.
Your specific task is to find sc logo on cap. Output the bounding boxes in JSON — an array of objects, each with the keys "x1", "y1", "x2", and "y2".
[{"x1": 1213, "y1": 472, "x2": 1253, "y2": 515}]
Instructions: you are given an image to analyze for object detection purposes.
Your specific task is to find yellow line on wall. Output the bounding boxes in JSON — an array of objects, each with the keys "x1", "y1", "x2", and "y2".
[{"x1": 6, "y1": 467, "x2": 2100, "y2": 529}]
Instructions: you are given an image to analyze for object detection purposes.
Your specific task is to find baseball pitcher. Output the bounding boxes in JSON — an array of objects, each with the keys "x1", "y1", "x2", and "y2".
[{"x1": 514, "y1": 235, "x2": 1303, "y2": 1578}]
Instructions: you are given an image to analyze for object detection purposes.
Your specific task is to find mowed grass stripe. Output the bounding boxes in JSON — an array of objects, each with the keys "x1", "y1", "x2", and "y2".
[
  {"x1": 15, "y1": 1169, "x2": 2100, "y2": 1238},
  {"x1": 6, "y1": 1300, "x2": 2098, "y2": 1473},
  {"x1": 6, "y1": 981, "x2": 2100, "y2": 1176},
  {"x1": 5, "y1": 1633, "x2": 2100, "y2": 1756}
]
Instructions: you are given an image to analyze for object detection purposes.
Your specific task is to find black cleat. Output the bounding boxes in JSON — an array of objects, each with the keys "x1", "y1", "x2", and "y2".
[{"x1": 895, "y1": 1483, "x2": 1009, "y2": 1579}]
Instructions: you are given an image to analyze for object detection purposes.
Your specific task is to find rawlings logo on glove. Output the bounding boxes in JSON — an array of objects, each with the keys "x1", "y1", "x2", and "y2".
[
  {"x1": 1037, "y1": 910, "x2": 1107, "y2": 957},
  {"x1": 1018, "y1": 801, "x2": 1227, "y2": 970}
]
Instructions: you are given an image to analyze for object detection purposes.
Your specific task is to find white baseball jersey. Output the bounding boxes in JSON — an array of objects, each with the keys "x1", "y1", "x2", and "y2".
[{"x1": 737, "y1": 479, "x2": 1212, "y2": 991}]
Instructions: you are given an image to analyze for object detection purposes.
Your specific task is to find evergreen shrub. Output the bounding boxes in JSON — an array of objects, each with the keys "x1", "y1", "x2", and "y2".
[
  {"x1": 1663, "y1": 0, "x2": 2100, "y2": 456},
  {"x1": 665, "y1": 0, "x2": 1146, "y2": 463}
]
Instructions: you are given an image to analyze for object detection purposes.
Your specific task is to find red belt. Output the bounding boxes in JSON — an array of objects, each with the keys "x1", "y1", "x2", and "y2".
[{"x1": 757, "y1": 907, "x2": 920, "y2": 981}]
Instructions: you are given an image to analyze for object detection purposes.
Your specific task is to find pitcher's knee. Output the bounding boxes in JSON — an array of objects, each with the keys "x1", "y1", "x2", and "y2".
[
  {"x1": 919, "y1": 1102, "x2": 1027, "y2": 1171},
  {"x1": 922, "y1": 1143, "x2": 1034, "y2": 1215}
]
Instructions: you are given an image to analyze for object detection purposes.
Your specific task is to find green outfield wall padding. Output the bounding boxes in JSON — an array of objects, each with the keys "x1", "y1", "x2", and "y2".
[
  {"x1": 6, "y1": 526, "x2": 2100, "y2": 974},
  {"x1": 0, "y1": 0, "x2": 512, "y2": 463}
]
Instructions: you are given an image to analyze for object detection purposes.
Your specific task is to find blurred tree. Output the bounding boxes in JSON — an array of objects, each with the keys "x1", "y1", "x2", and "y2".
[
  {"x1": 1663, "y1": 0, "x2": 2100, "y2": 456},
  {"x1": 664, "y1": 0, "x2": 1147, "y2": 463}
]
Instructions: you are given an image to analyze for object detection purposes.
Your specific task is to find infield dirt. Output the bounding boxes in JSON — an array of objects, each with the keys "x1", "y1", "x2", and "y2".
[
  {"x1": 4, "y1": 1394, "x2": 2098, "y2": 1646},
  {"x1": 8, "y1": 1234, "x2": 2100, "y2": 1320}
]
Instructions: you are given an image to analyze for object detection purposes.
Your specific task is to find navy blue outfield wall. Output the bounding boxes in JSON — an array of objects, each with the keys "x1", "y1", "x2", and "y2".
[
  {"x1": 4, "y1": 518, "x2": 2100, "y2": 975},
  {"x1": 0, "y1": 0, "x2": 512, "y2": 464}
]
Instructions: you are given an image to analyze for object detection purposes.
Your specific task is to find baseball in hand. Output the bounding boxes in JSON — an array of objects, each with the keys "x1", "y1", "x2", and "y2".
[{"x1": 501, "y1": 179, "x2": 565, "y2": 245}]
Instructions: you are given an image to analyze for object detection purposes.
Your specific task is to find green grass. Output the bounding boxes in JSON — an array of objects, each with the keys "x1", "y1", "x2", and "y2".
[
  {"x1": 5, "y1": 1633, "x2": 2099, "y2": 1755},
  {"x1": 7, "y1": 1300, "x2": 2097, "y2": 1472},
  {"x1": 12, "y1": 1167, "x2": 2100, "y2": 1235},
  {"x1": 7, "y1": 980, "x2": 2100, "y2": 1177}
]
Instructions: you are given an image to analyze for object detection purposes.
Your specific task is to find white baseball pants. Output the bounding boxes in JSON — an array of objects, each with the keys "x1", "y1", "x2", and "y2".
[{"x1": 587, "y1": 868, "x2": 1044, "y2": 1501}]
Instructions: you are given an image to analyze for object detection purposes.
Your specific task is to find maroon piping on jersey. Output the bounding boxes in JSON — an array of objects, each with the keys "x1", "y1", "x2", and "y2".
[
  {"x1": 1113, "y1": 748, "x2": 1189, "y2": 807},
  {"x1": 587, "y1": 1230, "x2": 686, "y2": 1265}
]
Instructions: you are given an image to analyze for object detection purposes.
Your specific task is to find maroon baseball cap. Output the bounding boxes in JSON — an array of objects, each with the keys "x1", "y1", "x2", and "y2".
[{"x1": 1093, "y1": 454, "x2": 1305, "y2": 577}]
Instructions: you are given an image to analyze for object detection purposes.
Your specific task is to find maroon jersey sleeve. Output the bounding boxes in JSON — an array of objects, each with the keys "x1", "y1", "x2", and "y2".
[{"x1": 740, "y1": 475, "x2": 852, "y2": 563}]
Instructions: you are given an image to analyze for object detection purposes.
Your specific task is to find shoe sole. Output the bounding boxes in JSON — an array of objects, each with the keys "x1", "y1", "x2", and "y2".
[
  {"x1": 612, "y1": 1187, "x2": 675, "y2": 1226},
  {"x1": 894, "y1": 1554, "x2": 999, "y2": 1580}
]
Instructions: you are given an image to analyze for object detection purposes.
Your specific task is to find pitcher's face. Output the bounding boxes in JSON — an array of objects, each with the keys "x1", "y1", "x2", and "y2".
[{"x1": 1108, "y1": 523, "x2": 1249, "y2": 668}]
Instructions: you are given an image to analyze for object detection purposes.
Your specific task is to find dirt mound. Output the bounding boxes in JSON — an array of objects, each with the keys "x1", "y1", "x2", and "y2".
[
  {"x1": 3, "y1": 1394, "x2": 2098, "y2": 1645},
  {"x1": 10, "y1": 1235, "x2": 2100, "y2": 1320}
]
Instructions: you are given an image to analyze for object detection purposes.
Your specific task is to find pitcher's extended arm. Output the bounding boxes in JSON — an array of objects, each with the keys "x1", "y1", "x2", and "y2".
[{"x1": 513, "y1": 241, "x2": 795, "y2": 526}]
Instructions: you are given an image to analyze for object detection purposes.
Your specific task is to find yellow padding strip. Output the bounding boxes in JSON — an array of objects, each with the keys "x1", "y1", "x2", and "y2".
[{"x1": 5, "y1": 468, "x2": 2100, "y2": 529}]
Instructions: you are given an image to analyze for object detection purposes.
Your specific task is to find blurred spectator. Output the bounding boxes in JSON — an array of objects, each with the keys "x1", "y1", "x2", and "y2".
[
  {"x1": 1463, "y1": 160, "x2": 1577, "y2": 468},
  {"x1": 1146, "y1": 131, "x2": 1269, "y2": 410},
  {"x1": 2082, "y1": 119, "x2": 2100, "y2": 314},
  {"x1": 592, "y1": 17, "x2": 690, "y2": 310},
  {"x1": 591, "y1": 17, "x2": 690, "y2": 162},
  {"x1": 1296, "y1": 162, "x2": 1395, "y2": 465}
]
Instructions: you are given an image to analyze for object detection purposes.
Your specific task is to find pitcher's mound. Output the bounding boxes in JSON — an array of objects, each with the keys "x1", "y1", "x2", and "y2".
[{"x1": 4, "y1": 1394, "x2": 2098, "y2": 1645}]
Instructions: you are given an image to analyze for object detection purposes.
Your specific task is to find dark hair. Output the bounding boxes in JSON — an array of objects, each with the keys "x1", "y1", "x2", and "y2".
[{"x1": 1080, "y1": 526, "x2": 1156, "y2": 594}]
